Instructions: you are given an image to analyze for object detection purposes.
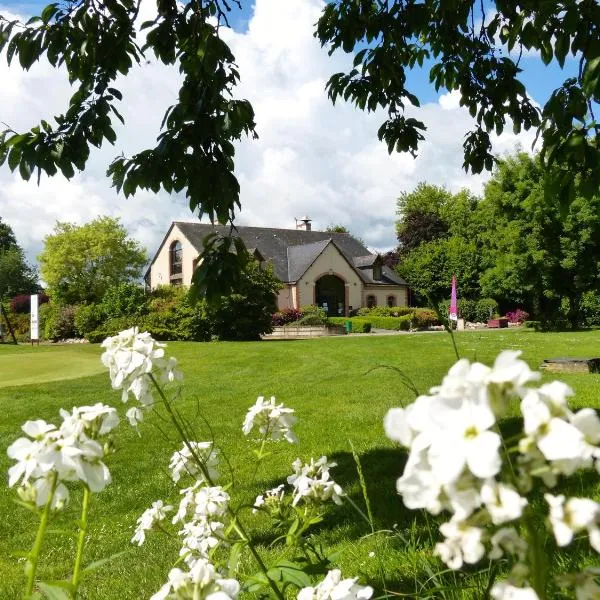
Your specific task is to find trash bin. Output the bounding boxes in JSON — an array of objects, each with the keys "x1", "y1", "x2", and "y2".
[{"x1": 344, "y1": 320, "x2": 352, "y2": 334}]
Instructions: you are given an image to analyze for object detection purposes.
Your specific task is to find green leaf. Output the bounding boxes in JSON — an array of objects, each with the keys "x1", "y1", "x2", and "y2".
[
  {"x1": 82, "y1": 550, "x2": 130, "y2": 575},
  {"x1": 38, "y1": 581, "x2": 73, "y2": 600}
]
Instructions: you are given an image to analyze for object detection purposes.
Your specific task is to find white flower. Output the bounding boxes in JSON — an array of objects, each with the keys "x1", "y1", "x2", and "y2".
[
  {"x1": 287, "y1": 456, "x2": 344, "y2": 506},
  {"x1": 253, "y1": 484, "x2": 285, "y2": 513},
  {"x1": 487, "y1": 350, "x2": 540, "y2": 392},
  {"x1": 427, "y1": 393, "x2": 501, "y2": 484},
  {"x1": 243, "y1": 396, "x2": 297, "y2": 443},
  {"x1": 132, "y1": 500, "x2": 173, "y2": 546},
  {"x1": 297, "y1": 569, "x2": 373, "y2": 600},
  {"x1": 490, "y1": 582, "x2": 539, "y2": 599},
  {"x1": 59, "y1": 404, "x2": 119, "y2": 439},
  {"x1": 126, "y1": 406, "x2": 144, "y2": 428},
  {"x1": 150, "y1": 559, "x2": 239, "y2": 600},
  {"x1": 434, "y1": 520, "x2": 485, "y2": 570},
  {"x1": 169, "y1": 442, "x2": 219, "y2": 484},
  {"x1": 521, "y1": 389, "x2": 588, "y2": 466},
  {"x1": 178, "y1": 519, "x2": 226, "y2": 565},
  {"x1": 101, "y1": 328, "x2": 182, "y2": 419},
  {"x1": 481, "y1": 479, "x2": 527, "y2": 525},
  {"x1": 489, "y1": 528, "x2": 528, "y2": 561},
  {"x1": 545, "y1": 494, "x2": 600, "y2": 552}
]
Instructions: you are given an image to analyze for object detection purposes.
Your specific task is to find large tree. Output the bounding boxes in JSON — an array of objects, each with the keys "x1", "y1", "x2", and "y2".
[
  {"x1": 0, "y1": 1, "x2": 598, "y2": 296},
  {"x1": 0, "y1": 217, "x2": 38, "y2": 299},
  {"x1": 38, "y1": 216, "x2": 147, "y2": 304},
  {"x1": 479, "y1": 152, "x2": 600, "y2": 326}
]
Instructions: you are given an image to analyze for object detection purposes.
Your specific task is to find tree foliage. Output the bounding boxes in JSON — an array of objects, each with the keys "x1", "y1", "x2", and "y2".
[
  {"x1": 1, "y1": 1, "x2": 599, "y2": 296},
  {"x1": 38, "y1": 216, "x2": 147, "y2": 304},
  {"x1": 0, "y1": 217, "x2": 38, "y2": 299},
  {"x1": 317, "y1": 0, "x2": 600, "y2": 201},
  {"x1": 478, "y1": 152, "x2": 600, "y2": 326},
  {"x1": 325, "y1": 224, "x2": 349, "y2": 233},
  {"x1": 205, "y1": 260, "x2": 281, "y2": 341}
]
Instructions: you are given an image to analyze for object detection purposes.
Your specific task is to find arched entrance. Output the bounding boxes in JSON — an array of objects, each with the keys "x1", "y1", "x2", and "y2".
[{"x1": 315, "y1": 275, "x2": 345, "y2": 317}]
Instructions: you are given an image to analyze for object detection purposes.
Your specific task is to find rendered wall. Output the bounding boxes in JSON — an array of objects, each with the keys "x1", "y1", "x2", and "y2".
[
  {"x1": 296, "y1": 244, "x2": 363, "y2": 310},
  {"x1": 149, "y1": 225, "x2": 198, "y2": 289},
  {"x1": 362, "y1": 286, "x2": 408, "y2": 308},
  {"x1": 277, "y1": 285, "x2": 295, "y2": 310}
]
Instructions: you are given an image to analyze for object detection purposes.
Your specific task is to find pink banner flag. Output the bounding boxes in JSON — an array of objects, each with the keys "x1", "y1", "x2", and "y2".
[{"x1": 449, "y1": 275, "x2": 458, "y2": 321}]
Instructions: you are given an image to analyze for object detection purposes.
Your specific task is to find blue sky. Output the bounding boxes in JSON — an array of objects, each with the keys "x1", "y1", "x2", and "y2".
[{"x1": 0, "y1": 0, "x2": 581, "y2": 263}]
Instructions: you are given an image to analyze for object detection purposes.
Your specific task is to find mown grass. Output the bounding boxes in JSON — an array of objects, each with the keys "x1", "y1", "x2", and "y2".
[{"x1": 1, "y1": 329, "x2": 600, "y2": 599}]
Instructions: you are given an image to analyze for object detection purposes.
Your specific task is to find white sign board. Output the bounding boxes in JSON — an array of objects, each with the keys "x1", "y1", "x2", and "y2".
[{"x1": 30, "y1": 294, "x2": 39, "y2": 340}]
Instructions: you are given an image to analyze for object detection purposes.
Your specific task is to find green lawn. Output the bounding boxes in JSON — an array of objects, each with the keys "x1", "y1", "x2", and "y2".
[
  {"x1": 0, "y1": 344, "x2": 105, "y2": 387},
  {"x1": 1, "y1": 329, "x2": 599, "y2": 599}
]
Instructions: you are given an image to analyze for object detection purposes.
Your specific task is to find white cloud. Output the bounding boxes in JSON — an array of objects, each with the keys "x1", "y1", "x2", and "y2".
[{"x1": 0, "y1": 0, "x2": 537, "y2": 266}]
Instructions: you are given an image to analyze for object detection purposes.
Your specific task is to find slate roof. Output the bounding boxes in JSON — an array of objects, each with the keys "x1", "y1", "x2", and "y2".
[{"x1": 166, "y1": 221, "x2": 406, "y2": 286}]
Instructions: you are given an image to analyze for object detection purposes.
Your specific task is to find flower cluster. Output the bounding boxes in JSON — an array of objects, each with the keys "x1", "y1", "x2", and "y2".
[
  {"x1": 101, "y1": 327, "x2": 181, "y2": 427},
  {"x1": 298, "y1": 569, "x2": 373, "y2": 600},
  {"x1": 287, "y1": 456, "x2": 345, "y2": 507},
  {"x1": 7, "y1": 404, "x2": 118, "y2": 509},
  {"x1": 150, "y1": 558, "x2": 240, "y2": 600},
  {"x1": 169, "y1": 442, "x2": 219, "y2": 484},
  {"x1": 242, "y1": 396, "x2": 297, "y2": 443},
  {"x1": 385, "y1": 350, "x2": 600, "y2": 597},
  {"x1": 253, "y1": 484, "x2": 286, "y2": 514}
]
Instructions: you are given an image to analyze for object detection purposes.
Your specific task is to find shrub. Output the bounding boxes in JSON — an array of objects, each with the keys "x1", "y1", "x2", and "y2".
[
  {"x1": 10, "y1": 293, "x2": 49, "y2": 314},
  {"x1": 505, "y1": 308, "x2": 530, "y2": 324},
  {"x1": 0, "y1": 311, "x2": 29, "y2": 341},
  {"x1": 295, "y1": 305, "x2": 328, "y2": 326},
  {"x1": 357, "y1": 306, "x2": 413, "y2": 317},
  {"x1": 101, "y1": 282, "x2": 148, "y2": 319},
  {"x1": 272, "y1": 308, "x2": 303, "y2": 326},
  {"x1": 581, "y1": 291, "x2": 600, "y2": 326},
  {"x1": 474, "y1": 298, "x2": 499, "y2": 322},
  {"x1": 523, "y1": 320, "x2": 542, "y2": 330},
  {"x1": 412, "y1": 308, "x2": 439, "y2": 328},
  {"x1": 368, "y1": 315, "x2": 411, "y2": 331},
  {"x1": 327, "y1": 317, "x2": 373, "y2": 333},
  {"x1": 44, "y1": 303, "x2": 78, "y2": 341},
  {"x1": 74, "y1": 303, "x2": 106, "y2": 337}
]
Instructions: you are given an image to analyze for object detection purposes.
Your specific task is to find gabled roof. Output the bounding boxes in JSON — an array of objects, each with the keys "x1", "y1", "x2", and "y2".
[{"x1": 156, "y1": 221, "x2": 407, "y2": 286}]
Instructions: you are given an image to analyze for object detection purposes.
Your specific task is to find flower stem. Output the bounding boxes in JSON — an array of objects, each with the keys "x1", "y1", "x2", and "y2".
[
  {"x1": 24, "y1": 473, "x2": 57, "y2": 598},
  {"x1": 71, "y1": 485, "x2": 91, "y2": 598},
  {"x1": 524, "y1": 510, "x2": 548, "y2": 600},
  {"x1": 148, "y1": 374, "x2": 285, "y2": 600}
]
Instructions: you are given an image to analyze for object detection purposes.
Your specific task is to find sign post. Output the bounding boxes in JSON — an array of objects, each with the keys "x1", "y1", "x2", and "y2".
[{"x1": 30, "y1": 294, "x2": 39, "y2": 346}]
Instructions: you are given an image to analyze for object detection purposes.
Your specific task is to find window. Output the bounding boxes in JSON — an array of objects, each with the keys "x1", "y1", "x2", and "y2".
[
  {"x1": 387, "y1": 295, "x2": 396, "y2": 307},
  {"x1": 367, "y1": 295, "x2": 377, "y2": 308},
  {"x1": 170, "y1": 240, "x2": 183, "y2": 280}
]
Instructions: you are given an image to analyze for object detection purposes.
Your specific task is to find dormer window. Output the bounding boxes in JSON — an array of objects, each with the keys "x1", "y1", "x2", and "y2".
[
  {"x1": 170, "y1": 240, "x2": 183, "y2": 282},
  {"x1": 373, "y1": 263, "x2": 382, "y2": 280}
]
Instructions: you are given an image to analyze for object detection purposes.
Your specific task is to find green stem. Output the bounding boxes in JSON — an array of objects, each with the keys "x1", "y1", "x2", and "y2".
[
  {"x1": 148, "y1": 374, "x2": 285, "y2": 600},
  {"x1": 250, "y1": 437, "x2": 268, "y2": 487},
  {"x1": 24, "y1": 473, "x2": 57, "y2": 598},
  {"x1": 524, "y1": 510, "x2": 548, "y2": 600},
  {"x1": 71, "y1": 485, "x2": 92, "y2": 598}
]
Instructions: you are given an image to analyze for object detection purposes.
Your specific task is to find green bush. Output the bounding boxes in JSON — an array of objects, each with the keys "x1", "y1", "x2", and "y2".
[
  {"x1": 357, "y1": 306, "x2": 413, "y2": 317},
  {"x1": 74, "y1": 303, "x2": 105, "y2": 337},
  {"x1": 101, "y1": 282, "x2": 148, "y2": 319},
  {"x1": 327, "y1": 317, "x2": 373, "y2": 333},
  {"x1": 44, "y1": 303, "x2": 78, "y2": 341},
  {"x1": 368, "y1": 315, "x2": 411, "y2": 331},
  {"x1": 411, "y1": 308, "x2": 439, "y2": 328},
  {"x1": 298, "y1": 305, "x2": 328, "y2": 325},
  {"x1": 0, "y1": 310, "x2": 29, "y2": 342},
  {"x1": 581, "y1": 291, "x2": 600, "y2": 326},
  {"x1": 474, "y1": 298, "x2": 499, "y2": 322}
]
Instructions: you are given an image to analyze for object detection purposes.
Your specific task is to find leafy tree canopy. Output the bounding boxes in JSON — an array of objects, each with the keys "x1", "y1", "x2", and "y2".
[
  {"x1": 38, "y1": 216, "x2": 147, "y2": 304},
  {"x1": 0, "y1": 217, "x2": 38, "y2": 299},
  {"x1": 0, "y1": 1, "x2": 598, "y2": 297},
  {"x1": 478, "y1": 152, "x2": 600, "y2": 326},
  {"x1": 325, "y1": 224, "x2": 349, "y2": 233}
]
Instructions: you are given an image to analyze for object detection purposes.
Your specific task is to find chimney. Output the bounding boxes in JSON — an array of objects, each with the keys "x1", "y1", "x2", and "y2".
[{"x1": 295, "y1": 216, "x2": 312, "y2": 231}]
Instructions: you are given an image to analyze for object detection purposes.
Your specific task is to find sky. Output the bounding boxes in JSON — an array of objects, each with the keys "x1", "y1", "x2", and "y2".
[{"x1": 0, "y1": 0, "x2": 579, "y2": 267}]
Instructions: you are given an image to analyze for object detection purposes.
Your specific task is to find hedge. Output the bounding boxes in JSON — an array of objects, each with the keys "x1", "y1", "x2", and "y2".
[{"x1": 328, "y1": 317, "x2": 372, "y2": 333}]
